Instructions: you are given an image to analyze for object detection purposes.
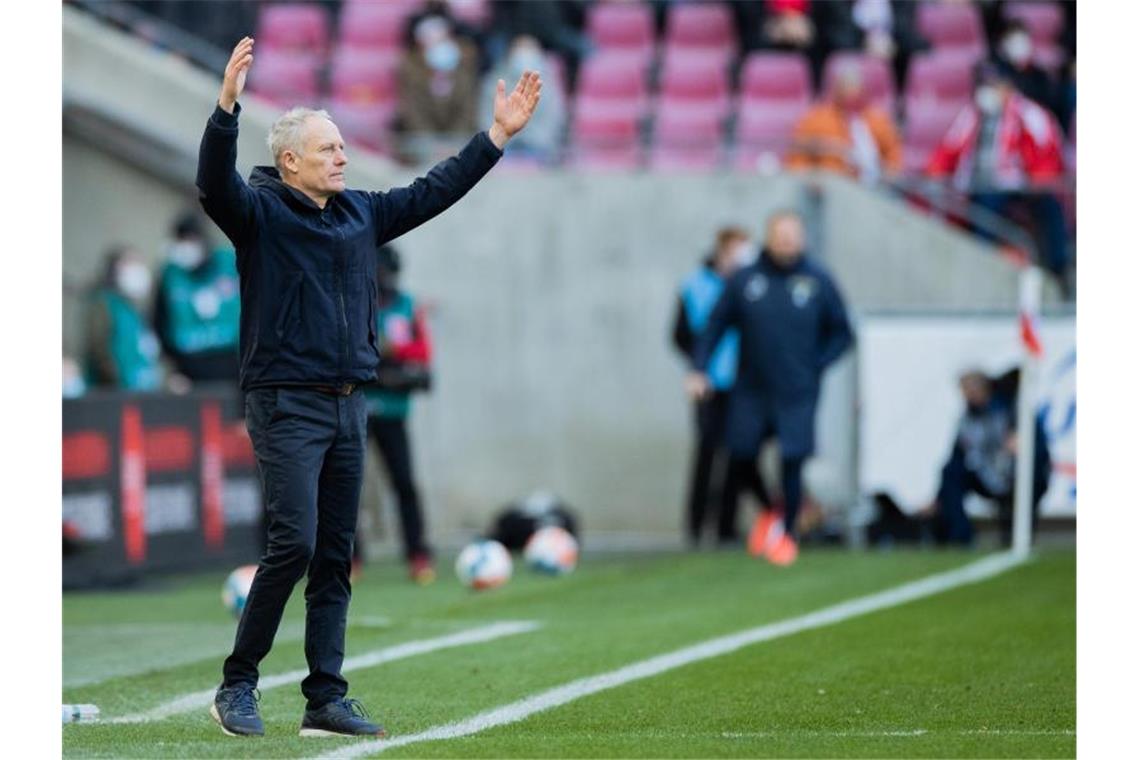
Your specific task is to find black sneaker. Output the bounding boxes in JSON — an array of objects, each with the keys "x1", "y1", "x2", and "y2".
[
  {"x1": 299, "y1": 698, "x2": 386, "y2": 737},
  {"x1": 210, "y1": 685, "x2": 264, "y2": 737}
]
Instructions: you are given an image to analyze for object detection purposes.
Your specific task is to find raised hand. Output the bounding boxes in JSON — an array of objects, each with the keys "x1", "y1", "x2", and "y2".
[
  {"x1": 219, "y1": 36, "x2": 254, "y2": 114},
  {"x1": 488, "y1": 70, "x2": 542, "y2": 149}
]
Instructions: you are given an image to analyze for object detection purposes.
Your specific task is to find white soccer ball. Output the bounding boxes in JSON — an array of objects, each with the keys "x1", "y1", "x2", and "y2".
[
  {"x1": 523, "y1": 526, "x2": 579, "y2": 575},
  {"x1": 454, "y1": 540, "x2": 512, "y2": 590},
  {"x1": 222, "y1": 565, "x2": 257, "y2": 617}
]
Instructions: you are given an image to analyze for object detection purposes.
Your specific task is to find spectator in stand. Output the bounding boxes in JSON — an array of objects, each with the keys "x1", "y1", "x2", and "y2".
[
  {"x1": 404, "y1": 0, "x2": 487, "y2": 64},
  {"x1": 85, "y1": 245, "x2": 164, "y2": 392},
  {"x1": 671, "y1": 227, "x2": 771, "y2": 547},
  {"x1": 479, "y1": 35, "x2": 566, "y2": 164},
  {"x1": 785, "y1": 63, "x2": 902, "y2": 183},
  {"x1": 153, "y1": 213, "x2": 241, "y2": 385},
  {"x1": 994, "y1": 19, "x2": 1064, "y2": 127},
  {"x1": 926, "y1": 61, "x2": 1070, "y2": 287},
  {"x1": 62, "y1": 355, "x2": 87, "y2": 398},
  {"x1": 397, "y1": 14, "x2": 481, "y2": 143},
  {"x1": 923, "y1": 369, "x2": 1051, "y2": 546},
  {"x1": 812, "y1": 0, "x2": 927, "y2": 89},
  {"x1": 489, "y1": 1, "x2": 591, "y2": 83},
  {"x1": 356, "y1": 245, "x2": 437, "y2": 584},
  {"x1": 686, "y1": 211, "x2": 854, "y2": 566}
]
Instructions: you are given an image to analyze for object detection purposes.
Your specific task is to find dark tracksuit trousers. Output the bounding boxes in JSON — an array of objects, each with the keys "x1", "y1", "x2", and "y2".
[
  {"x1": 223, "y1": 387, "x2": 367, "y2": 709},
  {"x1": 367, "y1": 415, "x2": 430, "y2": 560}
]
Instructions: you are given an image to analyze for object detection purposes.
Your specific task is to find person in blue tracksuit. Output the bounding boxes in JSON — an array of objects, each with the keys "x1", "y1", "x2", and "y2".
[
  {"x1": 198, "y1": 36, "x2": 542, "y2": 738},
  {"x1": 687, "y1": 210, "x2": 854, "y2": 566},
  {"x1": 671, "y1": 227, "x2": 770, "y2": 546},
  {"x1": 85, "y1": 245, "x2": 164, "y2": 392}
]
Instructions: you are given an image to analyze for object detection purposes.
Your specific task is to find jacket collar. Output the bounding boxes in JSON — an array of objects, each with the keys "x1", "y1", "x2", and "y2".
[{"x1": 249, "y1": 166, "x2": 333, "y2": 213}]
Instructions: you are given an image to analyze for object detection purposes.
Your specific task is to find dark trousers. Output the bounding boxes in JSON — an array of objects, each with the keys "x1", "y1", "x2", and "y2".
[
  {"x1": 223, "y1": 387, "x2": 367, "y2": 709},
  {"x1": 685, "y1": 391, "x2": 731, "y2": 543},
  {"x1": 935, "y1": 449, "x2": 1043, "y2": 547},
  {"x1": 724, "y1": 454, "x2": 803, "y2": 538},
  {"x1": 972, "y1": 191, "x2": 1071, "y2": 282},
  {"x1": 367, "y1": 415, "x2": 430, "y2": 560}
]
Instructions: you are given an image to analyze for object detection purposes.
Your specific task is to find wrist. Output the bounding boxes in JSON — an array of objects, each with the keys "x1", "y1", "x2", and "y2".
[
  {"x1": 488, "y1": 123, "x2": 509, "y2": 149},
  {"x1": 218, "y1": 96, "x2": 236, "y2": 114}
]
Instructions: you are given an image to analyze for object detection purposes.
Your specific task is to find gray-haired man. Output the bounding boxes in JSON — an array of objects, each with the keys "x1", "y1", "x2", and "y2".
[{"x1": 199, "y1": 36, "x2": 540, "y2": 738}]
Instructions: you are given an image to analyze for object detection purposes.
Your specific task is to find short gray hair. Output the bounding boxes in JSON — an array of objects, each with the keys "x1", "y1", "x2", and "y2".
[{"x1": 267, "y1": 107, "x2": 331, "y2": 170}]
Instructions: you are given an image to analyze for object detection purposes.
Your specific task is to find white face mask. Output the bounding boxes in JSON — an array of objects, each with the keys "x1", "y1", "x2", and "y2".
[
  {"x1": 974, "y1": 85, "x2": 1003, "y2": 115},
  {"x1": 1001, "y1": 32, "x2": 1033, "y2": 66},
  {"x1": 168, "y1": 240, "x2": 206, "y2": 269},
  {"x1": 116, "y1": 263, "x2": 152, "y2": 301},
  {"x1": 425, "y1": 39, "x2": 460, "y2": 72}
]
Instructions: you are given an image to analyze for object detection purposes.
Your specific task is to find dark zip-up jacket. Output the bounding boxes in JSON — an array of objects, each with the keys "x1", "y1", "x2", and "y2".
[
  {"x1": 196, "y1": 102, "x2": 502, "y2": 390},
  {"x1": 692, "y1": 250, "x2": 854, "y2": 400}
]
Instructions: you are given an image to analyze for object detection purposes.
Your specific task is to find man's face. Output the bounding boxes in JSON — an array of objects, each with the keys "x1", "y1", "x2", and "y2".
[
  {"x1": 765, "y1": 216, "x2": 805, "y2": 266},
  {"x1": 960, "y1": 377, "x2": 991, "y2": 409},
  {"x1": 284, "y1": 116, "x2": 348, "y2": 197}
]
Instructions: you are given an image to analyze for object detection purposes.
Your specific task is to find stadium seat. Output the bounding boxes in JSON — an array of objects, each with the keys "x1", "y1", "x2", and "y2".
[
  {"x1": 905, "y1": 50, "x2": 976, "y2": 105},
  {"x1": 447, "y1": 0, "x2": 492, "y2": 28},
  {"x1": 1003, "y1": 1, "x2": 1065, "y2": 43},
  {"x1": 1032, "y1": 43, "x2": 1069, "y2": 75},
  {"x1": 916, "y1": 2, "x2": 986, "y2": 56},
  {"x1": 585, "y1": 2, "x2": 656, "y2": 70},
  {"x1": 329, "y1": 48, "x2": 400, "y2": 103},
  {"x1": 732, "y1": 100, "x2": 808, "y2": 170},
  {"x1": 649, "y1": 102, "x2": 724, "y2": 171},
  {"x1": 569, "y1": 111, "x2": 642, "y2": 170},
  {"x1": 823, "y1": 52, "x2": 896, "y2": 113},
  {"x1": 339, "y1": 1, "x2": 415, "y2": 49},
  {"x1": 902, "y1": 100, "x2": 963, "y2": 173},
  {"x1": 575, "y1": 52, "x2": 650, "y2": 120},
  {"x1": 657, "y1": 57, "x2": 731, "y2": 119},
  {"x1": 664, "y1": 2, "x2": 736, "y2": 51},
  {"x1": 738, "y1": 52, "x2": 812, "y2": 106},
  {"x1": 256, "y1": 3, "x2": 330, "y2": 56},
  {"x1": 323, "y1": 98, "x2": 397, "y2": 154},
  {"x1": 247, "y1": 51, "x2": 320, "y2": 106}
]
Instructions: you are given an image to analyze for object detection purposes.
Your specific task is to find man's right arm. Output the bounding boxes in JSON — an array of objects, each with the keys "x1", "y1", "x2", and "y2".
[{"x1": 196, "y1": 103, "x2": 257, "y2": 251}]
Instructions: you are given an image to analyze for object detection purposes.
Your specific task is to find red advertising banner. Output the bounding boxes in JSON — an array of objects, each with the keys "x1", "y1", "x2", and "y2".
[
  {"x1": 200, "y1": 402, "x2": 225, "y2": 550},
  {"x1": 120, "y1": 405, "x2": 147, "y2": 565}
]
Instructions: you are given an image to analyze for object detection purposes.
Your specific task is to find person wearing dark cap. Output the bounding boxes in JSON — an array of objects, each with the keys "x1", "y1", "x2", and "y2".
[
  {"x1": 926, "y1": 61, "x2": 1070, "y2": 290},
  {"x1": 356, "y1": 244, "x2": 436, "y2": 584},
  {"x1": 152, "y1": 212, "x2": 241, "y2": 384}
]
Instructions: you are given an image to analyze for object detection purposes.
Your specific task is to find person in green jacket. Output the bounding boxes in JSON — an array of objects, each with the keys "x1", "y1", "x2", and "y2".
[
  {"x1": 86, "y1": 245, "x2": 164, "y2": 392},
  {"x1": 358, "y1": 245, "x2": 436, "y2": 584}
]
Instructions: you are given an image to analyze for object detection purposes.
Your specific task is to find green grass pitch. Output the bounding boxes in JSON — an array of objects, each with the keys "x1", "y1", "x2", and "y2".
[{"x1": 63, "y1": 547, "x2": 1074, "y2": 758}]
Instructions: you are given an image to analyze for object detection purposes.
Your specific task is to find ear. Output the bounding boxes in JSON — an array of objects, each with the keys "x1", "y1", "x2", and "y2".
[{"x1": 282, "y1": 150, "x2": 300, "y2": 175}]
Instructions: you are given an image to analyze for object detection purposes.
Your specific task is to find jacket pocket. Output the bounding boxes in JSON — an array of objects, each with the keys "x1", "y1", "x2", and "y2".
[{"x1": 274, "y1": 271, "x2": 303, "y2": 341}]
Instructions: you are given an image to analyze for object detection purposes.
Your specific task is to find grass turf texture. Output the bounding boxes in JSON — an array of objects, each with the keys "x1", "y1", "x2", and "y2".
[{"x1": 63, "y1": 548, "x2": 1074, "y2": 758}]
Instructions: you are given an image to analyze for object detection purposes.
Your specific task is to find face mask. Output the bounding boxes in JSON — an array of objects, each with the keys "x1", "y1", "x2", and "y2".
[
  {"x1": 425, "y1": 39, "x2": 460, "y2": 72},
  {"x1": 116, "y1": 263, "x2": 152, "y2": 301},
  {"x1": 974, "y1": 85, "x2": 1003, "y2": 115},
  {"x1": 168, "y1": 240, "x2": 206, "y2": 269},
  {"x1": 1001, "y1": 32, "x2": 1033, "y2": 67},
  {"x1": 732, "y1": 242, "x2": 755, "y2": 267}
]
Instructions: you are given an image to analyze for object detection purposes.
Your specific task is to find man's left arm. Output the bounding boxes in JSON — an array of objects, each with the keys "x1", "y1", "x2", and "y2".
[
  {"x1": 816, "y1": 273, "x2": 855, "y2": 371},
  {"x1": 372, "y1": 71, "x2": 542, "y2": 243}
]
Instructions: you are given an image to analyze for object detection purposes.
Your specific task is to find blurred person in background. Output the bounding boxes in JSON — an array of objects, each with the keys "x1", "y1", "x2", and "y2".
[
  {"x1": 397, "y1": 14, "x2": 481, "y2": 151},
  {"x1": 671, "y1": 227, "x2": 768, "y2": 547},
  {"x1": 785, "y1": 63, "x2": 902, "y2": 183},
  {"x1": 926, "y1": 61, "x2": 1070, "y2": 289},
  {"x1": 686, "y1": 211, "x2": 853, "y2": 566},
  {"x1": 922, "y1": 369, "x2": 1051, "y2": 546},
  {"x1": 480, "y1": 35, "x2": 566, "y2": 164},
  {"x1": 489, "y1": 0, "x2": 591, "y2": 83},
  {"x1": 198, "y1": 36, "x2": 539, "y2": 738},
  {"x1": 811, "y1": 0, "x2": 927, "y2": 88},
  {"x1": 153, "y1": 213, "x2": 241, "y2": 385},
  {"x1": 994, "y1": 19, "x2": 1065, "y2": 127},
  {"x1": 85, "y1": 245, "x2": 164, "y2": 392},
  {"x1": 62, "y1": 355, "x2": 87, "y2": 398},
  {"x1": 356, "y1": 245, "x2": 436, "y2": 584}
]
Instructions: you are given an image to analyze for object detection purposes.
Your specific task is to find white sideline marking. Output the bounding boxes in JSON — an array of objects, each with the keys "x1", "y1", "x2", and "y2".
[
  {"x1": 722, "y1": 729, "x2": 1074, "y2": 738},
  {"x1": 312, "y1": 552, "x2": 1025, "y2": 760},
  {"x1": 111, "y1": 621, "x2": 540, "y2": 724}
]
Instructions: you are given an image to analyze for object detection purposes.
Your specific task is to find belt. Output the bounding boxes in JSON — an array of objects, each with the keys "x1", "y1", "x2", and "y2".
[{"x1": 311, "y1": 383, "x2": 357, "y2": 396}]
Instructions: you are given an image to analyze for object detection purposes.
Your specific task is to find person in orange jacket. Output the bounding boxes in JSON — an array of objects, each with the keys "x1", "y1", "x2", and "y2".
[{"x1": 785, "y1": 63, "x2": 902, "y2": 183}]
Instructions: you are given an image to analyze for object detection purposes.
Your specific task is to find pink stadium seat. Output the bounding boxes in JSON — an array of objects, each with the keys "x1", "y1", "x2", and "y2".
[
  {"x1": 569, "y1": 111, "x2": 642, "y2": 170},
  {"x1": 905, "y1": 50, "x2": 975, "y2": 105},
  {"x1": 447, "y1": 0, "x2": 492, "y2": 28},
  {"x1": 650, "y1": 102, "x2": 724, "y2": 170},
  {"x1": 329, "y1": 48, "x2": 400, "y2": 103},
  {"x1": 659, "y1": 45, "x2": 735, "y2": 74},
  {"x1": 658, "y1": 57, "x2": 731, "y2": 119},
  {"x1": 323, "y1": 98, "x2": 397, "y2": 153},
  {"x1": 257, "y1": 3, "x2": 329, "y2": 55},
  {"x1": 732, "y1": 100, "x2": 808, "y2": 170},
  {"x1": 1032, "y1": 43, "x2": 1069, "y2": 74},
  {"x1": 248, "y1": 51, "x2": 320, "y2": 106},
  {"x1": 574, "y1": 52, "x2": 650, "y2": 121},
  {"x1": 738, "y1": 52, "x2": 812, "y2": 106},
  {"x1": 916, "y1": 2, "x2": 986, "y2": 56},
  {"x1": 339, "y1": 1, "x2": 414, "y2": 49},
  {"x1": 902, "y1": 100, "x2": 963, "y2": 173},
  {"x1": 1003, "y1": 1, "x2": 1065, "y2": 43},
  {"x1": 664, "y1": 2, "x2": 736, "y2": 51},
  {"x1": 586, "y1": 2, "x2": 656, "y2": 70},
  {"x1": 823, "y1": 52, "x2": 896, "y2": 113}
]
